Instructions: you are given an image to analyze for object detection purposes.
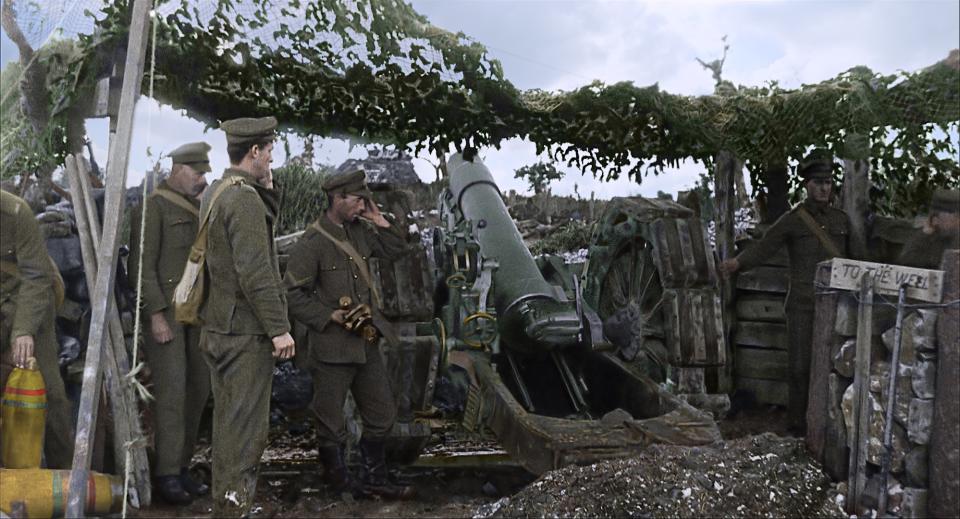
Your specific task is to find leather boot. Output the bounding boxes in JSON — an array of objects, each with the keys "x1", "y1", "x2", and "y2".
[
  {"x1": 180, "y1": 466, "x2": 210, "y2": 497},
  {"x1": 358, "y1": 438, "x2": 416, "y2": 500},
  {"x1": 318, "y1": 444, "x2": 364, "y2": 498},
  {"x1": 156, "y1": 475, "x2": 193, "y2": 505}
]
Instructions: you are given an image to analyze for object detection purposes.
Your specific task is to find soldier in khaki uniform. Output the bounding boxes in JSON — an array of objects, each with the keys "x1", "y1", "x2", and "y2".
[
  {"x1": 284, "y1": 168, "x2": 414, "y2": 499},
  {"x1": 898, "y1": 189, "x2": 960, "y2": 269},
  {"x1": 128, "y1": 142, "x2": 212, "y2": 504},
  {"x1": 0, "y1": 190, "x2": 74, "y2": 468},
  {"x1": 200, "y1": 117, "x2": 295, "y2": 517},
  {"x1": 719, "y1": 149, "x2": 853, "y2": 433}
]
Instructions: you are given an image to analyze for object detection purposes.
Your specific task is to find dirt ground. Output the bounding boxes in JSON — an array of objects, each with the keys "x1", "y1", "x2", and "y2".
[{"x1": 134, "y1": 403, "x2": 827, "y2": 518}]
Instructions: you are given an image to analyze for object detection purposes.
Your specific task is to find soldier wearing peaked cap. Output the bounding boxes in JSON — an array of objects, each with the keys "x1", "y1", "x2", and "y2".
[
  {"x1": 719, "y1": 149, "x2": 857, "y2": 434},
  {"x1": 284, "y1": 167, "x2": 415, "y2": 500},
  {"x1": 198, "y1": 116, "x2": 295, "y2": 517},
  {"x1": 128, "y1": 141, "x2": 212, "y2": 504},
  {"x1": 898, "y1": 189, "x2": 960, "y2": 269}
]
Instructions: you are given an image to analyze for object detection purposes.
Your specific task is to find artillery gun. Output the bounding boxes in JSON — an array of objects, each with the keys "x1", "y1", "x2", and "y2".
[{"x1": 415, "y1": 151, "x2": 723, "y2": 474}]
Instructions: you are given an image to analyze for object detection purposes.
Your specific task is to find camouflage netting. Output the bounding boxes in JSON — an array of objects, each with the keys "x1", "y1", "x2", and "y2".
[{"x1": 1, "y1": 0, "x2": 958, "y2": 215}]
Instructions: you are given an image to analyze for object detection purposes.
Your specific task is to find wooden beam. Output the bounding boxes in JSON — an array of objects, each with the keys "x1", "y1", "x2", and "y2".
[
  {"x1": 66, "y1": 156, "x2": 152, "y2": 507},
  {"x1": 847, "y1": 275, "x2": 874, "y2": 514},
  {"x1": 840, "y1": 135, "x2": 870, "y2": 260},
  {"x1": 930, "y1": 249, "x2": 959, "y2": 518},
  {"x1": 806, "y1": 262, "x2": 847, "y2": 480},
  {"x1": 75, "y1": 156, "x2": 153, "y2": 506},
  {"x1": 713, "y1": 150, "x2": 741, "y2": 393},
  {"x1": 67, "y1": 0, "x2": 153, "y2": 515},
  {"x1": 64, "y1": 157, "x2": 123, "y2": 467}
]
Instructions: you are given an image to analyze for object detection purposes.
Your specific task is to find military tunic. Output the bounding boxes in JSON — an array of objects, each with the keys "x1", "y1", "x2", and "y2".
[
  {"x1": 128, "y1": 181, "x2": 210, "y2": 477},
  {"x1": 284, "y1": 215, "x2": 407, "y2": 446},
  {"x1": 897, "y1": 230, "x2": 960, "y2": 269},
  {"x1": 735, "y1": 199, "x2": 851, "y2": 428},
  {"x1": 0, "y1": 190, "x2": 74, "y2": 468},
  {"x1": 199, "y1": 168, "x2": 288, "y2": 516}
]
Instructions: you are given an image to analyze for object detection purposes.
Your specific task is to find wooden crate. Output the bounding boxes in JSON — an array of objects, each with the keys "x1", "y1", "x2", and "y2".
[
  {"x1": 662, "y1": 288, "x2": 726, "y2": 367},
  {"x1": 735, "y1": 346, "x2": 788, "y2": 381},
  {"x1": 734, "y1": 321, "x2": 788, "y2": 350},
  {"x1": 735, "y1": 293, "x2": 786, "y2": 323},
  {"x1": 736, "y1": 266, "x2": 789, "y2": 293},
  {"x1": 736, "y1": 377, "x2": 789, "y2": 406}
]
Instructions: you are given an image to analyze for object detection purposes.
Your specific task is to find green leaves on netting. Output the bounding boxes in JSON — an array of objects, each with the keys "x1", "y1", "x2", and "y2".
[
  {"x1": 4, "y1": 0, "x2": 959, "y2": 216},
  {"x1": 0, "y1": 38, "x2": 90, "y2": 180}
]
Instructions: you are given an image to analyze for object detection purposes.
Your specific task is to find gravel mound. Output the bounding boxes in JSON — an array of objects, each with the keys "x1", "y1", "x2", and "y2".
[{"x1": 481, "y1": 433, "x2": 845, "y2": 518}]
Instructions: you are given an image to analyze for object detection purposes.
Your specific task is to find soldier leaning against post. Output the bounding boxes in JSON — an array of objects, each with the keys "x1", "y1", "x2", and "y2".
[
  {"x1": 199, "y1": 116, "x2": 295, "y2": 517},
  {"x1": 283, "y1": 168, "x2": 415, "y2": 500},
  {"x1": 128, "y1": 142, "x2": 212, "y2": 504},
  {"x1": 719, "y1": 149, "x2": 856, "y2": 435},
  {"x1": 0, "y1": 190, "x2": 75, "y2": 468},
  {"x1": 897, "y1": 189, "x2": 960, "y2": 269}
]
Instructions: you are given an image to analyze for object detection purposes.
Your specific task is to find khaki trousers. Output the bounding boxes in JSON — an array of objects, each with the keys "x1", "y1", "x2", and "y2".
[
  {"x1": 310, "y1": 340, "x2": 396, "y2": 447},
  {"x1": 142, "y1": 307, "x2": 210, "y2": 476},
  {"x1": 200, "y1": 330, "x2": 273, "y2": 518}
]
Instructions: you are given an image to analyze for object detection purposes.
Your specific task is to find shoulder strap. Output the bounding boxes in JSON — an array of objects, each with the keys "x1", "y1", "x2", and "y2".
[
  {"x1": 796, "y1": 206, "x2": 843, "y2": 258},
  {"x1": 152, "y1": 187, "x2": 200, "y2": 218},
  {"x1": 189, "y1": 176, "x2": 245, "y2": 261},
  {"x1": 310, "y1": 220, "x2": 383, "y2": 308}
]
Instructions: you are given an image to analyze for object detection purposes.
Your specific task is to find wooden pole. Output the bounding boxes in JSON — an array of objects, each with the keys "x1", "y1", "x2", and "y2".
[
  {"x1": 75, "y1": 156, "x2": 153, "y2": 506},
  {"x1": 713, "y1": 150, "x2": 741, "y2": 393},
  {"x1": 841, "y1": 134, "x2": 870, "y2": 260},
  {"x1": 65, "y1": 157, "x2": 123, "y2": 466},
  {"x1": 66, "y1": 156, "x2": 152, "y2": 507},
  {"x1": 847, "y1": 274, "x2": 874, "y2": 514},
  {"x1": 930, "y1": 249, "x2": 959, "y2": 518},
  {"x1": 67, "y1": 0, "x2": 153, "y2": 515}
]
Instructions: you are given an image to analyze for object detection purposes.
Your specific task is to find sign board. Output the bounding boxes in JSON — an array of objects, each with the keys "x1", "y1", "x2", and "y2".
[{"x1": 828, "y1": 258, "x2": 944, "y2": 303}]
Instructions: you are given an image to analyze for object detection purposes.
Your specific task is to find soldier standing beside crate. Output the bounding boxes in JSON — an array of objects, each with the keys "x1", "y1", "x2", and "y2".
[
  {"x1": 199, "y1": 117, "x2": 295, "y2": 517},
  {"x1": 129, "y1": 142, "x2": 212, "y2": 504},
  {"x1": 0, "y1": 190, "x2": 74, "y2": 468},
  {"x1": 719, "y1": 149, "x2": 853, "y2": 434},
  {"x1": 283, "y1": 168, "x2": 415, "y2": 500}
]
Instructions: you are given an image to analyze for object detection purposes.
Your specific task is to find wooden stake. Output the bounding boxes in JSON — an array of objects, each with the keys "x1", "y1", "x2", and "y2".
[
  {"x1": 713, "y1": 150, "x2": 741, "y2": 393},
  {"x1": 847, "y1": 274, "x2": 874, "y2": 514},
  {"x1": 75, "y1": 156, "x2": 153, "y2": 506},
  {"x1": 67, "y1": 0, "x2": 154, "y2": 514}
]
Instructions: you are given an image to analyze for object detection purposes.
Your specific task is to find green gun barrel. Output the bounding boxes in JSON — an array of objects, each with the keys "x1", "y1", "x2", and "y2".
[{"x1": 447, "y1": 153, "x2": 581, "y2": 351}]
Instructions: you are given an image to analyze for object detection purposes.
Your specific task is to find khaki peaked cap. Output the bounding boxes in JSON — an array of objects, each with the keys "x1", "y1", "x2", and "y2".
[
  {"x1": 931, "y1": 189, "x2": 960, "y2": 214},
  {"x1": 323, "y1": 168, "x2": 373, "y2": 199},
  {"x1": 799, "y1": 148, "x2": 834, "y2": 180},
  {"x1": 169, "y1": 141, "x2": 212, "y2": 172},
  {"x1": 220, "y1": 116, "x2": 278, "y2": 146}
]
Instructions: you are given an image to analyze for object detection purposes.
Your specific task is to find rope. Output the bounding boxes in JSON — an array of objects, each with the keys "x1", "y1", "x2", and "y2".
[{"x1": 123, "y1": 8, "x2": 158, "y2": 517}]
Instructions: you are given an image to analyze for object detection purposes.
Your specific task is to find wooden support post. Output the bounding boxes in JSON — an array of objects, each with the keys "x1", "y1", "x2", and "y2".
[
  {"x1": 713, "y1": 150, "x2": 741, "y2": 393},
  {"x1": 806, "y1": 262, "x2": 847, "y2": 480},
  {"x1": 65, "y1": 157, "x2": 124, "y2": 467},
  {"x1": 847, "y1": 275, "x2": 874, "y2": 514},
  {"x1": 930, "y1": 249, "x2": 959, "y2": 518},
  {"x1": 74, "y1": 156, "x2": 153, "y2": 505},
  {"x1": 841, "y1": 135, "x2": 870, "y2": 260},
  {"x1": 67, "y1": 0, "x2": 153, "y2": 515}
]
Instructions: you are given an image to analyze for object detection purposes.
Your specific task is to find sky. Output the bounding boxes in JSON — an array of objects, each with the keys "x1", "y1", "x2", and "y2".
[{"x1": 1, "y1": 0, "x2": 958, "y2": 199}]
